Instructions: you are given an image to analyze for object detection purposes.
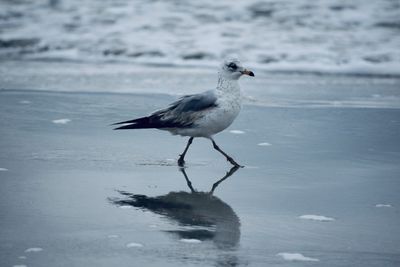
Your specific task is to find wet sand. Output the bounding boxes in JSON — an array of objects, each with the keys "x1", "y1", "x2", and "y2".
[{"x1": 1, "y1": 68, "x2": 400, "y2": 266}]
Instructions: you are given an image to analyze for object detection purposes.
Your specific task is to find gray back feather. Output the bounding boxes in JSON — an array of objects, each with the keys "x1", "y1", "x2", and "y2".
[
  {"x1": 170, "y1": 90, "x2": 217, "y2": 112},
  {"x1": 151, "y1": 90, "x2": 218, "y2": 128}
]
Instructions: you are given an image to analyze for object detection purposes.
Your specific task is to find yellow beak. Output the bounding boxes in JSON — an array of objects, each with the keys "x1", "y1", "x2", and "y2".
[{"x1": 241, "y1": 69, "x2": 255, "y2": 77}]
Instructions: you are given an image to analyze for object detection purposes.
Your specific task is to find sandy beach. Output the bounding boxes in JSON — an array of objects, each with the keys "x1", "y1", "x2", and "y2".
[{"x1": 1, "y1": 60, "x2": 400, "y2": 266}]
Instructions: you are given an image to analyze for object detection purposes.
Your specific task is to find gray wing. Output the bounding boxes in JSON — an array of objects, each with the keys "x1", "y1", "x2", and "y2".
[{"x1": 151, "y1": 90, "x2": 218, "y2": 128}]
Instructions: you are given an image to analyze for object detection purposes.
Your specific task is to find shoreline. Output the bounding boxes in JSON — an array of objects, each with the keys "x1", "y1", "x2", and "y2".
[
  {"x1": 3, "y1": 58, "x2": 400, "y2": 78},
  {"x1": 2, "y1": 89, "x2": 400, "y2": 111},
  {"x1": 1, "y1": 60, "x2": 400, "y2": 109}
]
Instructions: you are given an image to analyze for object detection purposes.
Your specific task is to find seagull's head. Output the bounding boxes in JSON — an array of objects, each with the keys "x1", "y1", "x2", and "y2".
[{"x1": 220, "y1": 59, "x2": 255, "y2": 80}]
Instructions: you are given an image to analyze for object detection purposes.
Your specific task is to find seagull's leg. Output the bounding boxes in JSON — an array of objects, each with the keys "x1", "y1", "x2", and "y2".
[
  {"x1": 178, "y1": 137, "x2": 194, "y2": 167},
  {"x1": 210, "y1": 138, "x2": 243, "y2": 167}
]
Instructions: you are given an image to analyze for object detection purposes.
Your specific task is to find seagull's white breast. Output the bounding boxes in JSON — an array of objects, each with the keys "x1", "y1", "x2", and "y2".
[{"x1": 198, "y1": 93, "x2": 241, "y2": 135}]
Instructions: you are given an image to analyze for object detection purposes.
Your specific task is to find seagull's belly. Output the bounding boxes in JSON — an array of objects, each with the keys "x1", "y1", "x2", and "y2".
[
  {"x1": 202, "y1": 107, "x2": 240, "y2": 133},
  {"x1": 175, "y1": 100, "x2": 241, "y2": 137}
]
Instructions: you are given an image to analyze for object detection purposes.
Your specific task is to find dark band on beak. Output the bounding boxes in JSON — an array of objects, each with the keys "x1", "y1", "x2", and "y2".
[{"x1": 241, "y1": 69, "x2": 255, "y2": 77}]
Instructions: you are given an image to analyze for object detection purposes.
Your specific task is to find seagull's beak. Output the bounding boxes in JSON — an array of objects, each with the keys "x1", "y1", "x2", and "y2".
[{"x1": 241, "y1": 69, "x2": 255, "y2": 77}]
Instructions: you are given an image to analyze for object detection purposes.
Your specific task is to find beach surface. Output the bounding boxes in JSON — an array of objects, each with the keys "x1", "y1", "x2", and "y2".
[{"x1": 1, "y1": 61, "x2": 400, "y2": 267}]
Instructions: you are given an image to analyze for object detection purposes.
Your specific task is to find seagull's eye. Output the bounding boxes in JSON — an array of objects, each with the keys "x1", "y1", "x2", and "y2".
[{"x1": 227, "y1": 62, "x2": 237, "y2": 70}]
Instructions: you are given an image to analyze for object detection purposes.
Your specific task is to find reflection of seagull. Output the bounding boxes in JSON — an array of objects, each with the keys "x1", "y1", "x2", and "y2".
[
  {"x1": 109, "y1": 166, "x2": 240, "y2": 250},
  {"x1": 112, "y1": 59, "x2": 254, "y2": 167}
]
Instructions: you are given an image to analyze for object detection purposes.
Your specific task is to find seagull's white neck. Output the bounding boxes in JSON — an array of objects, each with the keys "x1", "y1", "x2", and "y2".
[{"x1": 216, "y1": 73, "x2": 240, "y2": 96}]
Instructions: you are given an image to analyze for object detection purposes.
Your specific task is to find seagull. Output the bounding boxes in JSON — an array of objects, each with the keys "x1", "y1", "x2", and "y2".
[{"x1": 112, "y1": 59, "x2": 254, "y2": 167}]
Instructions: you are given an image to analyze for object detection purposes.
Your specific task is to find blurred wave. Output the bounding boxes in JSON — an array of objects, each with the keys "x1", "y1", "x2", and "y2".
[{"x1": 1, "y1": 0, "x2": 399, "y2": 75}]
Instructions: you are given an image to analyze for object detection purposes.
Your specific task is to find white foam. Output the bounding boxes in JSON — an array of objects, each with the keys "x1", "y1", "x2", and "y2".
[
  {"x1": 2, "y1": 0, "x2": 400, "y2": 77},
  {"x1": 229, "y1": 130, "x2": 245, "y2": 134},
  {"x1": 107, "y1": 234, "x2": 119, "y2": 238},
  {"x1": 299, "y1": 214, "x2": 335, "y2": 222},
  {"x1": 126, "y1": 242, "x2": 143, "y2": 248},
  {"x1": 52, "y1": 119, "x2": 71, "y2": 124},
  {"x1": 180, "y1": 238, "x2": 202, "y2": 244},
  {"x1": 375, "y1": 204, "x2": 392, "y2": 208},
  {"x1": 13, "y1": 265, "x2": 27, "y2": 267},
  {"x1": 18, "y1": 256, "x2": 27, "y2": 259},
  {"x1": 277, "y1": 252, "x2": 319, "y2": 262},
  {"x1": 0, "y1": 168, "x2": 8, "y2": 171},
  {"x1": 119, "y1": 205, "x2": 132, "y2": 209},
  {"x1": 19, "y1": 100, "x2": 31, "y2": 104},
  {"x1": 258, "y1": 142, "x2": 271, "y2": 146},
  {"x1": 25, "y1": 247, "x2": 43, "y2": 253}
]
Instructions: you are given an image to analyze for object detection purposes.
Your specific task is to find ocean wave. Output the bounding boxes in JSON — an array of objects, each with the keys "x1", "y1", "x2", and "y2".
[{"x1": 0, "y1": 0, "x2": 399, "y2": 76}]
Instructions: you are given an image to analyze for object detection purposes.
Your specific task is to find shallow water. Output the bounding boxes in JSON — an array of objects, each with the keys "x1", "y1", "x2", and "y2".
[
  {"x1": 1, "y1": 61, "x2": 400, "y2": 109},
  {"x1": 0, "y1": 87, "x2": 399, "y2": 266}
]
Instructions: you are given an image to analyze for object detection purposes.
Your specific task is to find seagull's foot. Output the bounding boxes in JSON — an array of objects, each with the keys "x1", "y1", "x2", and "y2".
[
  {"x1": 226, "y1": 157, "x2": 244, "y2": 168},
  {"x1": 178, "y1": 156, "x2": 186, "y2": 167}
]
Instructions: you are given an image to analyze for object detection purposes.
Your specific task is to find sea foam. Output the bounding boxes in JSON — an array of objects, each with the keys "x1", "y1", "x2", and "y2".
[
  {"x1": 25, "y1": 247, "x2": 43, "y2": 253},
  {"x1": 1, "y1": 0, "x2": 399, "y2": 76},
  {"x1": 299, "y1": 214, "x2": 335, "y2": 222},
  {"x1": 180, "y1": 239, "x2": 202, "y2": 244},
  {"x1": 277, "y1": 252, "x2": 319, "y2": 262},
  {"x1": 126, "y1": 242, "x2": 144, "y2": 248},
  {"x1": 229, "y1": 130, "x2": 245, "y2": 134},
  {"x1": 52, "y1": 119, "x2": 71, "y2": 124},
  {"x1": 257, "y1": 142, "x2": 271, "y2": 146},
  {"x1": 375, "y1": 204, "x2": 392, "y2": 208}
]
